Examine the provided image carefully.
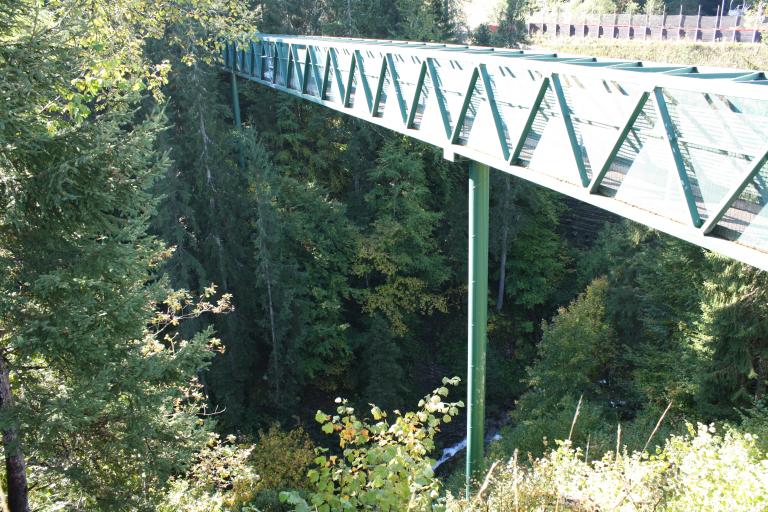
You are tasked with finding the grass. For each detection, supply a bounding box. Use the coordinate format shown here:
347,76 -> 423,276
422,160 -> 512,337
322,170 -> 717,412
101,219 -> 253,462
526,37 -> 768,70
446,416 -> 768,511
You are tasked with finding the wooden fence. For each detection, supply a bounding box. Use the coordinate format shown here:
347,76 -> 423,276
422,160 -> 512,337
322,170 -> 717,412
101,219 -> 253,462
527,12 -> 766,42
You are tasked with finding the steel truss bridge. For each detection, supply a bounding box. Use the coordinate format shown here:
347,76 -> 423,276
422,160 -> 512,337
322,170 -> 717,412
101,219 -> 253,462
222,34 -> 768,494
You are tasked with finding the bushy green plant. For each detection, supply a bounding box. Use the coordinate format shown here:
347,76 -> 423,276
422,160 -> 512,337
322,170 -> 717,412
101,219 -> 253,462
244,425 -> 316,510
495,395 -> 609,460
250,425 -> 316,491
160,434 -> 259,512
617,404 -> 683,453
698,256 -> 768,418
498,278 -> 619,458
662,424 -> 767,511
280,378 -> 464,511
737,399 -> 768,455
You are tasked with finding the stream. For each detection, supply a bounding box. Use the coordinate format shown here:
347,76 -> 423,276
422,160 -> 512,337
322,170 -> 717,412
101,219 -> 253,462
433,430 -> 502,471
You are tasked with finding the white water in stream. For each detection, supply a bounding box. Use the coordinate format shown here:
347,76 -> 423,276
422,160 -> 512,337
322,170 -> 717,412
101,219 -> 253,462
432,431 -> 502,470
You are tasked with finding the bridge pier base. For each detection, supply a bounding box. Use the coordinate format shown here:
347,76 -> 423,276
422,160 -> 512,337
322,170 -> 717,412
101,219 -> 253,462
466,160 -> 490,497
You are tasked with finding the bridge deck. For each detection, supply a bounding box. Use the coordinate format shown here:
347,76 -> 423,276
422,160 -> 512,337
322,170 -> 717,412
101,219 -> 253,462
223,35 -> 768,271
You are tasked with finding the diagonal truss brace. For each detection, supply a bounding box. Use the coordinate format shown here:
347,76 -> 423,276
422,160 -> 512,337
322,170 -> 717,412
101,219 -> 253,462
551,73 -> 590,187
702,146 -> 768,234
509,77 -> 550,165
653,87 -> 703,228
588,91 -> 651,193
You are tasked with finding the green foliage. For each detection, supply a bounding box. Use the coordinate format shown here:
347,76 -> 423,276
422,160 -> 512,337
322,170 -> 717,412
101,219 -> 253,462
497,277 -> 638,458
394,0 -> 463,41
184,0 -> 567,453
495,395 -> 609,460
356,316 -> 407,410
521,278 -> 616,413
698,256 -> 768,416
354,138 -> 450,337
161,426 -> 314,512
490,178 -> 566,316
0,0 -> 252,508
737,400 -> 768,454
485,175 -> 567,407
9,0 -> 768,507
281,378 -> 464,511
528,279 -> 616,400
580,223 -> 706,414
241,129 -> 357,410
472,24 -> 494,45
451,424 -> 768,511
249,425 -> 316,492
492,0 -> 531,47
160,434 -> 259,512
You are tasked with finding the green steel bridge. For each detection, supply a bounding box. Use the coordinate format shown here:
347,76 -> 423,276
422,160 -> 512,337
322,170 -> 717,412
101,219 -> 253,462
222,34 -> 768,494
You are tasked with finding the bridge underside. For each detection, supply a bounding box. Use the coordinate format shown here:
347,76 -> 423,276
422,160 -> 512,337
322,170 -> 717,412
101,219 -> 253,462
224,35 -> 768,271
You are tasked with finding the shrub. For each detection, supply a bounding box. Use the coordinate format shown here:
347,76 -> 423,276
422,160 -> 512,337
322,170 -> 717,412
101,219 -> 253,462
250,425 -> 315,492
448,423 -> 768,511
280,378 -> 464,511
159,434 -> 258,512
494,395 -> 609,460
497,279 -> 620,459
737,399 -> 768,455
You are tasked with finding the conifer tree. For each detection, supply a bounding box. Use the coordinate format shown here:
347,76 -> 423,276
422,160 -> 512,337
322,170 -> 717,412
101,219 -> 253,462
354,138 -> 450,337
699,257 -> 768,416
503,278 -> 618,455
578,223 -> 707,415
0,0 -> 249,508
215,129 -> 358,420
148,11 -> 265,430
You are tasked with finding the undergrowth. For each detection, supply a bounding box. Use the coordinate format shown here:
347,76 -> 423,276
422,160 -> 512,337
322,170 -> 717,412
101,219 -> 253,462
448,423 -> 768,511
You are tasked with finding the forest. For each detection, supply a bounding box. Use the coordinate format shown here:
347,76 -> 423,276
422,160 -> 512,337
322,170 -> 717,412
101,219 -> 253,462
1,0 -> 767,510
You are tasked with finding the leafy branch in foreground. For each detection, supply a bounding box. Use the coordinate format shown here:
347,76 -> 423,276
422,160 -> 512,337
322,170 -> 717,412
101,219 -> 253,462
281,377 -> 464,512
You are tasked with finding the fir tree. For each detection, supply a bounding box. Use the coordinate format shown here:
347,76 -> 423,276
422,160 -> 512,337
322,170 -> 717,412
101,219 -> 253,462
0,0 -> 248,508
354,138 -> 450,337
699,257 -> 768,417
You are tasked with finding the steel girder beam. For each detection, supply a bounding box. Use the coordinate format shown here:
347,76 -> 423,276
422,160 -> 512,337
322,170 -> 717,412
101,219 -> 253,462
223,34 -> 768,272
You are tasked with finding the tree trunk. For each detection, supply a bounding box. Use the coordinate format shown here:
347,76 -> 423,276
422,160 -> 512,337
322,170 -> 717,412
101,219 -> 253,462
755,352 -> 766,402
264,260 -> 280,403
0,355 -> 29,512
195,63 -> 230,294
496,226 -> 508,313
496,176 -> 512,313
254,186 -> 281,403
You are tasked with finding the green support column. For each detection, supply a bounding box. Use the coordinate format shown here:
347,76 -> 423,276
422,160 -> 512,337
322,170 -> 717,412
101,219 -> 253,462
231,71 -> 245,169
466,160 -> 490,496
231,71 -> 242,127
